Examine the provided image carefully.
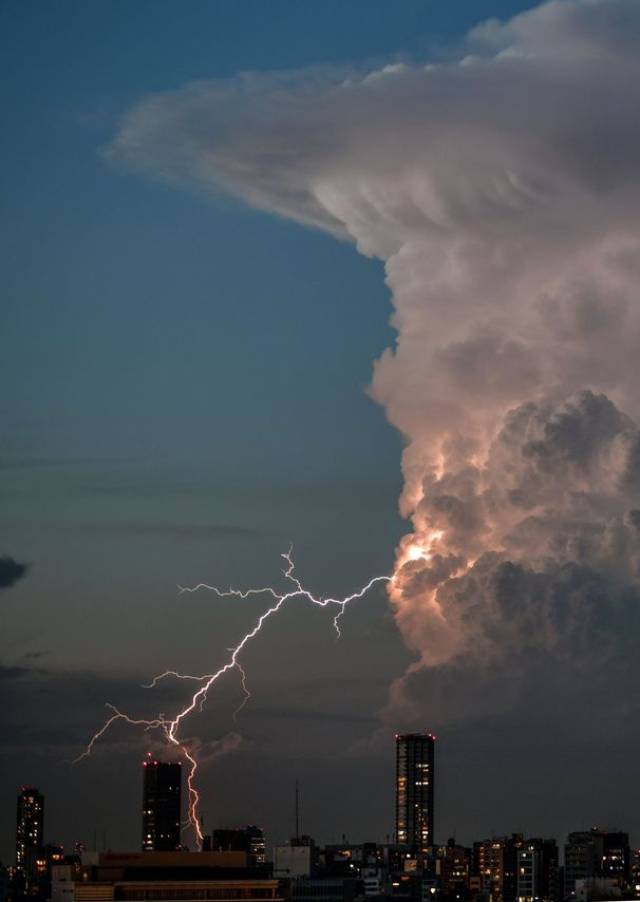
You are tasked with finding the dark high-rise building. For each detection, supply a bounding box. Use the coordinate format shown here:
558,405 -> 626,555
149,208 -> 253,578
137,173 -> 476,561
395,732 -> 435,853
16,787 -> 44,883
141,754 -> 182,851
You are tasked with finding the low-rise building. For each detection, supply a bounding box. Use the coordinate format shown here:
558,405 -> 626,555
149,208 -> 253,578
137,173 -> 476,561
51,852 -> 281,902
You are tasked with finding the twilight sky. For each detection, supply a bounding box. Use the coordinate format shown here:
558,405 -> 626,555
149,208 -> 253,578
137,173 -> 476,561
3,0 -> 640,863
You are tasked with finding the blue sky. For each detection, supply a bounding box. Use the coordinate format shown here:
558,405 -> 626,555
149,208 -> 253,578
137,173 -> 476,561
2,0 -> 576,862
1,0 -> 537,476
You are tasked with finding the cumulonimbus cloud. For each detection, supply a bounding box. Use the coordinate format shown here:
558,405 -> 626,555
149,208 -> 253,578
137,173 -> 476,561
108,0 -> 640,719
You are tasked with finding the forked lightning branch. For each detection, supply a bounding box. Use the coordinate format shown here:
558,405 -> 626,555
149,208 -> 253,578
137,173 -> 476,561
75,549 -> 391,847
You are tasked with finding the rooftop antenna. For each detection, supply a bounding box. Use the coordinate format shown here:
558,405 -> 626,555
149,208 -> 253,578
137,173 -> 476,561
295,779 -> 300,841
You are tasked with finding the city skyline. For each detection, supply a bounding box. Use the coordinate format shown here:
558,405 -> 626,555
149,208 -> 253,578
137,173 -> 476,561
6,742 -> 640,902
6,733 -> 639,859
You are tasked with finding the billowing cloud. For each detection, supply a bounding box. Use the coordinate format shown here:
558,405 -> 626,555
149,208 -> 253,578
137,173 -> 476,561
108,0 -> 640,720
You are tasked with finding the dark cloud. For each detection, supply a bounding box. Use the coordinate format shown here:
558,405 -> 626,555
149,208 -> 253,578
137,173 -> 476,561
0,664 -> 30,681
0,666 -> 188,751
0,555 -> 27,589
520,391 -> 632,472
250,706 -> 377,725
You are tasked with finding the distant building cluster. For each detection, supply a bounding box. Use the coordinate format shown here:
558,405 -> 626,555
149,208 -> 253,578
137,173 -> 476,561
2,733 -> 638,902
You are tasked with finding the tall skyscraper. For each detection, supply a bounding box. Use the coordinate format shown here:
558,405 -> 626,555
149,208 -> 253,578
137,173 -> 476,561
16,787 -> 44,885
395,732 -> 435,853
141,754 -> 182,851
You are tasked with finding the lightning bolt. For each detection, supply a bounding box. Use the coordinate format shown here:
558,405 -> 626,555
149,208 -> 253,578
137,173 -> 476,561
232,662 -> 251,723
77,548 -> 390,847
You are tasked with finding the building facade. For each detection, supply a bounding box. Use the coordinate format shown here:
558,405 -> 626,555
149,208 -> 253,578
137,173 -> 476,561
245,827 -> 266,868
564,829 -> 630,899
516,839 -> 559,902
564,833 -> 595,898
473,835 -> 523,902
437,839 -> 470,899
51,852 -> 280,902
395,733 -> 435,854
141,756 -> 182,852
273,844 -> 315,879
208,827 -> 265,867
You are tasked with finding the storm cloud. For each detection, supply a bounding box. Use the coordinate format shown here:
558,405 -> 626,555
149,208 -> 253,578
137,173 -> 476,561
108,0 -> 640,721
